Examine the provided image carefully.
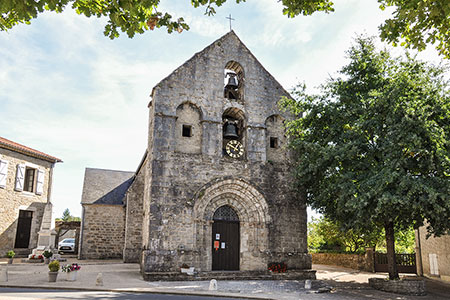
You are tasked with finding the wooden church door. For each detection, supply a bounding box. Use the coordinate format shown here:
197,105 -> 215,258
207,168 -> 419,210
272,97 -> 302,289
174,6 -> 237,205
212,205 -> 240,271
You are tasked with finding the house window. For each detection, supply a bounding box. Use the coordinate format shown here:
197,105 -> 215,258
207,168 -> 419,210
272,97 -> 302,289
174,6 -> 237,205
270,137 -> 278,149
182,125 -> 192,137
24,167 -> 36,192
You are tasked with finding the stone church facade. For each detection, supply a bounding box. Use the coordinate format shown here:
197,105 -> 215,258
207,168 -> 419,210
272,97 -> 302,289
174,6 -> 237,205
80,31 -> 312,278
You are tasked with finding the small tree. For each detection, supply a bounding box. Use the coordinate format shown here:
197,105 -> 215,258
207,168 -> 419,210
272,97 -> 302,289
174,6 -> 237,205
61,209 -> 71,222
282,36 -> 450,280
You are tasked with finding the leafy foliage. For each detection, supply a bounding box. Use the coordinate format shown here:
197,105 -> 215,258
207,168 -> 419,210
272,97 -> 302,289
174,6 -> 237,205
282,36 -> 450,278
378,1 -> 450,59
1,1 -> 449,57
308,216 -> 383,253
308,216 -> 415,254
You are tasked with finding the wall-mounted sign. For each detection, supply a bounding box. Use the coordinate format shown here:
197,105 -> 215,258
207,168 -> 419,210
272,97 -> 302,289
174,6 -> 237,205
216,234 -> 220,240
214,241 -> 219,250
221,242 -> 226,249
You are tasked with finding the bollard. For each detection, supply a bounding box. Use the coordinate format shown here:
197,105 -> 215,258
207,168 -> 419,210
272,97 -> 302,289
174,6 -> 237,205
305,279 -> 311,289
95,273 -> 103,286
209,279 -> 218,291
0,268 -> 7,282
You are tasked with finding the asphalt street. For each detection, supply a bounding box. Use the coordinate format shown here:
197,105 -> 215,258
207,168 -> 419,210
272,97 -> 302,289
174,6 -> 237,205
0,288 -> 250,300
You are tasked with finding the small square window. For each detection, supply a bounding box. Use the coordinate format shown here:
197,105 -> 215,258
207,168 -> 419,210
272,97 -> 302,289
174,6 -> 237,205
182,125 -> 192,137
270,137 -> 278,149
24,167 -> 36,192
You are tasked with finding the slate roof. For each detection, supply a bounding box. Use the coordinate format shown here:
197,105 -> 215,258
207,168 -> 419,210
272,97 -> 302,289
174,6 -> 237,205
0,136 -> 62,163
81,168 -> 134,205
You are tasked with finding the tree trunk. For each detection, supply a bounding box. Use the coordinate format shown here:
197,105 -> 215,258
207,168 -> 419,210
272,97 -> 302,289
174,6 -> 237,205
384,221 -> 399,280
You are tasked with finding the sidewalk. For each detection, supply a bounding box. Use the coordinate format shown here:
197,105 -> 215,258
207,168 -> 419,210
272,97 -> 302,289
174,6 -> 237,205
1,258 -> 450,300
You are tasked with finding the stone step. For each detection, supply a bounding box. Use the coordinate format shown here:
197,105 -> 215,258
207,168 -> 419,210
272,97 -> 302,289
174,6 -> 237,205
143,269 -> 316,281
12,248 -> 32,258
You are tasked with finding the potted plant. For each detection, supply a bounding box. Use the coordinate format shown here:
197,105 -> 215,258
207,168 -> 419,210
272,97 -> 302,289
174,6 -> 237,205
62,263 -> 81,281
6,250 -> 15,264
48,260 -> 60,282
43,250 -> 53,264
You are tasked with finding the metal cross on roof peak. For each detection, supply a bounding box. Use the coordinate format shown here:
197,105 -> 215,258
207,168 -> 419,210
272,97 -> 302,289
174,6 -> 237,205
226,14 -> 235,31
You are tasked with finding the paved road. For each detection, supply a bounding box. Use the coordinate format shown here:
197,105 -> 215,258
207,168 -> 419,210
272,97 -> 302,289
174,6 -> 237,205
0,288 -> 250,300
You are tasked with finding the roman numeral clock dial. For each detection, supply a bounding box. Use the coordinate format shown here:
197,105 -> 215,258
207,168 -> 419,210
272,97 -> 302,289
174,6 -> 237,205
226,140 -> 244,158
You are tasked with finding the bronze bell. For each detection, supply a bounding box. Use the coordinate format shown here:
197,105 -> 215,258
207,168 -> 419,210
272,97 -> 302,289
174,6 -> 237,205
224,122 -> 239,139
225,72 -> 238,89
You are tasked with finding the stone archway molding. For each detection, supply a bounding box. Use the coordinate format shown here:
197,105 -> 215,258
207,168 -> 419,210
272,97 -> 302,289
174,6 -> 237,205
193,177 -> 270,224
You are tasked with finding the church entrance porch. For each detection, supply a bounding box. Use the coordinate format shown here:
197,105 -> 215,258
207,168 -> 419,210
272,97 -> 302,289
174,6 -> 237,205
211,205 -> 240,271
194,178 -> 270,272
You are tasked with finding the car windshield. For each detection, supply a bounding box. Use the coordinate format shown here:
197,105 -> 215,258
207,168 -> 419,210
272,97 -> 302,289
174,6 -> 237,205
63,239 -> 74,243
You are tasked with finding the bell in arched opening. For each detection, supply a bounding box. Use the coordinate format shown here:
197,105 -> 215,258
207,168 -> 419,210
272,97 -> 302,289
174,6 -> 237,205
224,72 -> 238,89
224,71 -> 239,100
223,120 -> 239,139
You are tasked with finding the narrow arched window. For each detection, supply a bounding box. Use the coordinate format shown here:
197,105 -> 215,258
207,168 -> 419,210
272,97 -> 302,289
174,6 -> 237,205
176,102 -> 202,154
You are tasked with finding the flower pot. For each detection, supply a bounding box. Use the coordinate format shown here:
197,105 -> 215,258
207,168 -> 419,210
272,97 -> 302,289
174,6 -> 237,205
48,271 -> 58,282
66,270 -> 78,281
7,258 -> 13,264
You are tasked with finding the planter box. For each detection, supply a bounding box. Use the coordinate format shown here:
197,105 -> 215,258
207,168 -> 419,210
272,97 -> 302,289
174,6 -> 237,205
368,277 -> 426,296
65,270 -> 78,281
48,272 -> 58,282
180,267 -> 195,275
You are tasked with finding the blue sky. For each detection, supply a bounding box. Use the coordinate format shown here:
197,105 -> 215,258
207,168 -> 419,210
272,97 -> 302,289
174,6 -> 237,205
0,0 -> 443,220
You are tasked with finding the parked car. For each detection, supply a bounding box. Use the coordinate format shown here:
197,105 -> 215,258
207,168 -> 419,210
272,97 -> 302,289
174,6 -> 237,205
58,238 -> 75,253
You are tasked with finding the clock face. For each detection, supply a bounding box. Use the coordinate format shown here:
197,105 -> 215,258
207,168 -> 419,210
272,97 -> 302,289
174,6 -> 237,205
226,140 -> 244,158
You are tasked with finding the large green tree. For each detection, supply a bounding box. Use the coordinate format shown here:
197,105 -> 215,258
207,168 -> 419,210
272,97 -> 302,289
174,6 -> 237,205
282,36 -> 450,280
1,1 -> 449,58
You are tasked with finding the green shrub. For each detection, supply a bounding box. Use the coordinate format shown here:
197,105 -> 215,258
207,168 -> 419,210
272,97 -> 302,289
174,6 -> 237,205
6,250 -> 15,258
43,250 -> 53,258
48,260 -> 60,272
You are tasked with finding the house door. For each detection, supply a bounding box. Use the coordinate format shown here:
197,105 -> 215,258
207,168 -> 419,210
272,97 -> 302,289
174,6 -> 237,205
212,205 -> 240,271
14,210 -> 33,248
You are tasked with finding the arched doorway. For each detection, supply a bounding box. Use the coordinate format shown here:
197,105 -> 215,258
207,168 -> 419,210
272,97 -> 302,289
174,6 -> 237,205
193,178 -> 270,271
212,205 -> 240,271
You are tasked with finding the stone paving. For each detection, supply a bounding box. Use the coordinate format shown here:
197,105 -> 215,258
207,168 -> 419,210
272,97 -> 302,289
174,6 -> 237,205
1,258 -> 450,300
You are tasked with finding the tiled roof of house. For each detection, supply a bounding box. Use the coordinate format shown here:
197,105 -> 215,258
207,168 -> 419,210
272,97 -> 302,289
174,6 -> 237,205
0,136 -> 62,163
81,168 -> 134,205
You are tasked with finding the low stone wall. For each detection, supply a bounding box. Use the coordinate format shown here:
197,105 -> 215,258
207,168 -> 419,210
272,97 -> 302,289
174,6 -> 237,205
312,250 -> 374,272
369,277 -> 426,295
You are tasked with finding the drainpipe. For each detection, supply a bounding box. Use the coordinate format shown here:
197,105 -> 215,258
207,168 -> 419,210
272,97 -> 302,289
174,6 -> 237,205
78,205 -> 85,259
415,227 -> 423,276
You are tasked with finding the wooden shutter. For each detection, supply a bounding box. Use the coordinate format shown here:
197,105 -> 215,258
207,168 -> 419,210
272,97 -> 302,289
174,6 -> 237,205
0,160 -> 8,188
35,169 -> 44,195
15,164 -> 25,191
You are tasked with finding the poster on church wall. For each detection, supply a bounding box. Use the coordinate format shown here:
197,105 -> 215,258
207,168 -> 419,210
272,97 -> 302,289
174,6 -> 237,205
216,234 -> 220,240
214,241 -> 219,250
221,242 -> 225,249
